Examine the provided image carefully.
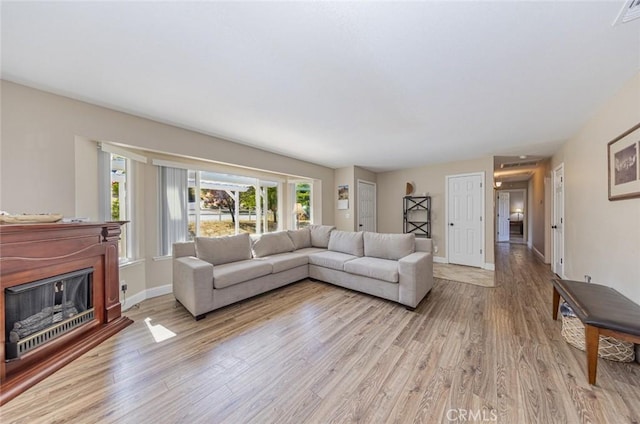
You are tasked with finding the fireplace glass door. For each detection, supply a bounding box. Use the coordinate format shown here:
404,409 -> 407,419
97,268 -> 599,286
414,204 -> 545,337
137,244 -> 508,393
4,268 -> 94,360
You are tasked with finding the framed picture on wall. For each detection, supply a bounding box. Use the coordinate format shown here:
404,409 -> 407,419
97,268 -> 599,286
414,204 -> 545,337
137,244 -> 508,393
337,184 -> 349,209
608,123 -> 640,201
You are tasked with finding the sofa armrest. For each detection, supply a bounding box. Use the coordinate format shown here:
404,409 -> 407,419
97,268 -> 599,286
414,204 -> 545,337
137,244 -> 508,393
173,256 -> 214,317
398,251 -> 434,308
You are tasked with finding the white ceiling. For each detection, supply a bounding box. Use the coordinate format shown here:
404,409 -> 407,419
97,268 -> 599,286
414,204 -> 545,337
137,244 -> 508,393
2,1 -> 639,172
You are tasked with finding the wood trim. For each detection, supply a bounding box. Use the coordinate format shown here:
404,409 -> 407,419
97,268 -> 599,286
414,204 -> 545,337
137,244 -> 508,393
585,324 -> 600,385
0,222 -> 132,405
552,285 -> 560,321
596,327 -> 640,345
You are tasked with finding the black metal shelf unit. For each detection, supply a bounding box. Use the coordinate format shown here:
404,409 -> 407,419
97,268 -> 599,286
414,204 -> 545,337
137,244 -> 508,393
403,196 -> 431,238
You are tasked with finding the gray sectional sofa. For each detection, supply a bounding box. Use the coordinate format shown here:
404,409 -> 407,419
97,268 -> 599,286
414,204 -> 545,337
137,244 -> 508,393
172,225 -> 433,320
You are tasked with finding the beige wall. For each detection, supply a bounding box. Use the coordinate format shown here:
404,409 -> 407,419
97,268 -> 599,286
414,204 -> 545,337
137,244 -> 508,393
551,72 -> 640,305
377,157 -> 495,266
333,165 -> 377,231
354,166 -> 377,231
333,166 -> 355,231
528,160 -> 550,258
1,81 -> 335,303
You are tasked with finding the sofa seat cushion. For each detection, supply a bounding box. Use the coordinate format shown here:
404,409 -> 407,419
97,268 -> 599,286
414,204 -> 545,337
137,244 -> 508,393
294,247 -> 327,256
262,252 -> 309,274
308,251 -> 358,271
213,260 -> 273,289
251,231 -> 295,258
344,257 -> 399,283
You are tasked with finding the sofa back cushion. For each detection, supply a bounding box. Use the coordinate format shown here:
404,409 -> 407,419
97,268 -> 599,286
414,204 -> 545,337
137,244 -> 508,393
195,233 -> 251,266
251,231 -> 295,258
309,224 -> 336,248
415,238 -> 433,253
364,232 -> 415,260
287,228 -> 312,250
328,230 -> 364,257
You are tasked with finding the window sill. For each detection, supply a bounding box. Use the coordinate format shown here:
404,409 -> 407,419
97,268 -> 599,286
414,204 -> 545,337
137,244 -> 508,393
119,258 -> 145,269
152,255 -> 172,262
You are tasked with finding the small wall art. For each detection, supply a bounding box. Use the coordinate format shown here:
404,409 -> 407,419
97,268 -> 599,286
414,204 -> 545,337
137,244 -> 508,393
608,123 -> 640,201
337,184 -> 349,209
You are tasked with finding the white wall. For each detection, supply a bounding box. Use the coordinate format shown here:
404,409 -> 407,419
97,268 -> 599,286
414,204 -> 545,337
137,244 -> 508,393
551,72 -> 640,305
1,81 -> 335,304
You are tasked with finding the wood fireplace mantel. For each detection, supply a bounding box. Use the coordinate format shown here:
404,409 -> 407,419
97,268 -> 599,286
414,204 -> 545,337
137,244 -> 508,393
0,222 -> 133,405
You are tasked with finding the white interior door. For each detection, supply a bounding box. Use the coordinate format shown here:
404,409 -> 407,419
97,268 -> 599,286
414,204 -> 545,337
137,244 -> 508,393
497,191 -> 510,242
447,174 -> 484,267
552,164 -> 565,277
357,180 -> 376,232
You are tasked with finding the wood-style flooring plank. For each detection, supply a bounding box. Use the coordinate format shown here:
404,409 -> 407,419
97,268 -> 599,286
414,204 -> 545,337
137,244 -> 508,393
1,244 -> 639,423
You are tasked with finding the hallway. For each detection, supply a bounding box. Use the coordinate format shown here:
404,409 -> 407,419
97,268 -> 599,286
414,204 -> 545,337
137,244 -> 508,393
491,242 -> 640,422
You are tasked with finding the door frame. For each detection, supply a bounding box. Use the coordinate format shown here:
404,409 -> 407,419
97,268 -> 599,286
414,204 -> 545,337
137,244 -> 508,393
552,163 -> 565,277
496,188 -> 527,244
496,190 -> 510,242
445,171 -> 486,268
356,179 -> 377,232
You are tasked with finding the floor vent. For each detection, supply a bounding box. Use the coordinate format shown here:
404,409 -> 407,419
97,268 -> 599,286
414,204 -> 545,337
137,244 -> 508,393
614,0 -> 640,25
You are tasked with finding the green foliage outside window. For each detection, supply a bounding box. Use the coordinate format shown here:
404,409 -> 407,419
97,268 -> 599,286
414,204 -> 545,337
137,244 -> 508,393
111,182 -> 120,220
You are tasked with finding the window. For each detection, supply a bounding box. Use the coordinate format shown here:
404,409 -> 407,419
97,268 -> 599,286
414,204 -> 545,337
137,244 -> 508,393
110,154 -> 129,259
292,182 -> 312,229
99,143 -> 146,262
187,170 -> 280,239
157,159 -> 316,256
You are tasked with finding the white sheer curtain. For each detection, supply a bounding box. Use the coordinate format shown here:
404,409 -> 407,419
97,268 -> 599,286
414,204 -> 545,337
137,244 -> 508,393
159,166 -> 188,256
97,149 -> 112,221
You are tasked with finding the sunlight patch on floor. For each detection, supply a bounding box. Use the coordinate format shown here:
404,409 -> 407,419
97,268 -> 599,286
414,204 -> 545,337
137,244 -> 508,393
144,317 -> 177,343
433,263 -> 495,287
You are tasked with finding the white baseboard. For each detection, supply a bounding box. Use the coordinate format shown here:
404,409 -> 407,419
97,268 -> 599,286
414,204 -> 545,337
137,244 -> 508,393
483,263 -> 495,271
122,284 -> 172,311
532,246 -> 545,262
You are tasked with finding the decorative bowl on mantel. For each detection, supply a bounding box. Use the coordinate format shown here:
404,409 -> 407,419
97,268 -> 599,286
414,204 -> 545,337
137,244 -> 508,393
0,213 -> 64,224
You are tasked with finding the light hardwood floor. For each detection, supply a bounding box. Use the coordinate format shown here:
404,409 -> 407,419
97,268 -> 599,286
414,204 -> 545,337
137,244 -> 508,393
433,263 -> 495,287
2,244 -> 639,423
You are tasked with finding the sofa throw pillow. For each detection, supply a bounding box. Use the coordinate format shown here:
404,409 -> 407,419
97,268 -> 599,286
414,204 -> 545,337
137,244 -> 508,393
251,231 -> 295,258
328,230 -> 364,257
287,228 -> 312,250
195,233 -> 251,266
309,224 -> 335,248
364,232 -> 415,260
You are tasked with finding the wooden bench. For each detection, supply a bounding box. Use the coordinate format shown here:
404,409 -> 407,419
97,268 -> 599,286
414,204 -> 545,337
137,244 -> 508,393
551,279 -> 640,385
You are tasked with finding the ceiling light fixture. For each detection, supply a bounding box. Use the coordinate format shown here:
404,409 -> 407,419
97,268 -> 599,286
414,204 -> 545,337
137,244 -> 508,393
495,181 -> 502,188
